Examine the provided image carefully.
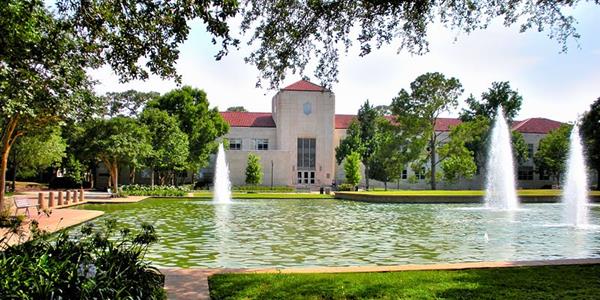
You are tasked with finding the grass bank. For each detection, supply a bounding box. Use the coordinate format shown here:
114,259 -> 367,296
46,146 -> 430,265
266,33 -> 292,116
192,192 -> 333,199
349,189 -> 600,197
209,264 -> 600,299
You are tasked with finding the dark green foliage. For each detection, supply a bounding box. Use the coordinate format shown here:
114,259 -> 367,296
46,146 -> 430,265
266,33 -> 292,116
148,86 -> 229,170
0,219 -> 165,299
121,184 -> 190,197
240,1 -> 587,88
534,124 -> 572,184
233,186 -> 294,192
335,100 -> 379,189
209,264 -> 600,300
245,154 -> 263,185
336,183 -> 355,191
460,81 -> 523,122
581,97 -> 600,190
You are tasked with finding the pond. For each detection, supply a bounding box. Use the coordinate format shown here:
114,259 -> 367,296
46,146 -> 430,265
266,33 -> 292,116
76,198 -> 600,268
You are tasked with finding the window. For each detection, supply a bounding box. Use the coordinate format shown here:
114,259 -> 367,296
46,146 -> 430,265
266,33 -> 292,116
297,138 -> 316,170
297,171 -> 315,184
254,139 -> 269,150
518,166 -> 534,180
229,138 -> 242,150
527,143 -> 534,160
401,169 -> 408,180
415,167 -> 426,180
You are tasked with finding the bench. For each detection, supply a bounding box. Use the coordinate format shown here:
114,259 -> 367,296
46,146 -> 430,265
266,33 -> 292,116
14,198 -> 39,218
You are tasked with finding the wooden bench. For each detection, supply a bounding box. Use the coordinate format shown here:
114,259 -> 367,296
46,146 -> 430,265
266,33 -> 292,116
14,198 -> 39,218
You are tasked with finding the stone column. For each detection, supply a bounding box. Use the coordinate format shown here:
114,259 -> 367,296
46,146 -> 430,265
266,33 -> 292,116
48,192 -> 55,208
58,191 -> 64,206
38,193 -> 46,209
73,190 -> 78,203
65,190 -> 71,205
79,188 -> 85,202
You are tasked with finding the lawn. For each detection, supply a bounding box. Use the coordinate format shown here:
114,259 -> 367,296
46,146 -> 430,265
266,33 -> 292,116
192,192 -> 334,199
343,189 -> 600,197
209,264 -> 600,299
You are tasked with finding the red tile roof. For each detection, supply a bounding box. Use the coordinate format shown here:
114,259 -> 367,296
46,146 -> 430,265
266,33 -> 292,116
282,80 -> 327,92
220,112 -> 275,128
511,118 -> 563,134
221,112 -> 563,134
334,114 -> 356,129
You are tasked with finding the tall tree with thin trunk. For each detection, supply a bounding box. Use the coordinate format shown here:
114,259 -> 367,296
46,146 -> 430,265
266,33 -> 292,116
391,72 -> 463,190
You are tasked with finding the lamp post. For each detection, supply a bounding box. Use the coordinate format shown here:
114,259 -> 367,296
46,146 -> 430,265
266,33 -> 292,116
270,160 -> 274,189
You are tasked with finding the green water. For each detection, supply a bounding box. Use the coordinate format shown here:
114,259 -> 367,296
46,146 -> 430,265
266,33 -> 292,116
76,198 -> 600,268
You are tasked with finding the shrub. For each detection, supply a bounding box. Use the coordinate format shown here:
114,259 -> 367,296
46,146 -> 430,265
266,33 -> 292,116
233,185 -> 294,192
245,154 -> 263,185
337,183 -> 355,191
0,219 -> 165,299
121,184 -> 189,196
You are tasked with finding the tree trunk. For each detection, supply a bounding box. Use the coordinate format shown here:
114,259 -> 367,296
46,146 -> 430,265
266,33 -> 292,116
130,165 -> 136,184
364,164 -> 369,191
0,116 -> 20,209
151,167 -> 155,187
430,137 -> 437,190
596,168 -> 599,191
384,181 -> 387,191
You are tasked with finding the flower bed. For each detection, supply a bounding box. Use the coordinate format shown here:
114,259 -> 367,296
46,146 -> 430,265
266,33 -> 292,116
121,184 -> 189,197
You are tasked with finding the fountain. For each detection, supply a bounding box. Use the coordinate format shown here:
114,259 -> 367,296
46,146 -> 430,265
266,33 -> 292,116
213,143 -> 232,203
484,107 -> 519,210
562,125 -> 589,227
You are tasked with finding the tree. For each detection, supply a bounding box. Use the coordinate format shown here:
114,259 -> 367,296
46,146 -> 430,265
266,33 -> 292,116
139,108 -> 190,186
8,126 -> 66,187
226,106 -> 248,112
335,100 -> 379,189
0,0 -> 94,207
580,97 -> 600,190
239,1 -> 588,88
344,152 -> 361,188
81,117 -> 152,192
453,82 -> 525,173
102,90 -> 160,117
147,87 -> 229,173
534,124 -> 572,185
390,72 -> 463,190
460,82 -> 523,122
245,154 -> 263,185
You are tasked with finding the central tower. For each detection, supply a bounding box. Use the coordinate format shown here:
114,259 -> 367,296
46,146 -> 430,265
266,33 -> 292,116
272,80 -> 336,187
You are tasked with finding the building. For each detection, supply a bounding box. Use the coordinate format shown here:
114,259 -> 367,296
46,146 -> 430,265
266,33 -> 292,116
216,80 -> 566,190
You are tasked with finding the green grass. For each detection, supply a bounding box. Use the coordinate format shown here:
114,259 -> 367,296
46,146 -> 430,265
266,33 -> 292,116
341,189 -> 600,197
209,264 -> 600,299
192,192 -> 334,199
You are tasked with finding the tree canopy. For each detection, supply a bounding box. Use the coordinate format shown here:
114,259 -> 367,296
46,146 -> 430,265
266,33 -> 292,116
245,154 -> 263,185
581,97 -> 600,190
102,90 -> 160,117
147,86 -> 229,170
391,72 -> 463,189
460,82 -> 523,122
226,106 -> 248,112
534,124 -> 572,185
344,152 -> 361,187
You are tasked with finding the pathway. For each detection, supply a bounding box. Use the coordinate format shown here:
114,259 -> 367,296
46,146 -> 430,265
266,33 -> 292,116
161,258 -> 600,300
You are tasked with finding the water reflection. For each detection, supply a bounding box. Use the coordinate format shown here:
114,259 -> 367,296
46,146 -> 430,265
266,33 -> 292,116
75,199 -> 600,268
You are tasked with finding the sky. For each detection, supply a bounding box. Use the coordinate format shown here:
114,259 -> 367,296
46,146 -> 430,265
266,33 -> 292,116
90,3 -> 600,123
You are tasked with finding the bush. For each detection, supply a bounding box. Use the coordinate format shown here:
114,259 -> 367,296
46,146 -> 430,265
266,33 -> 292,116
337,183 -> 355,191
49,177 -> 90,189
0,219 -> 165,299
233,185 -> 294,192
121,184 -> 189,196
